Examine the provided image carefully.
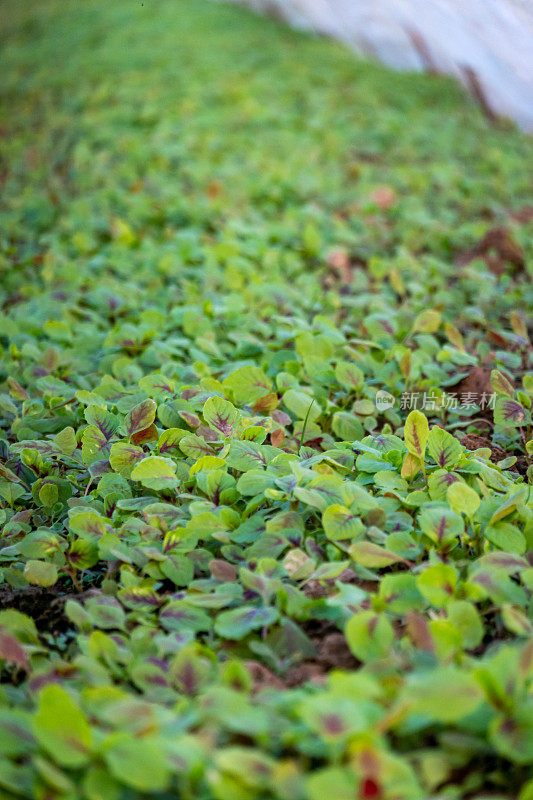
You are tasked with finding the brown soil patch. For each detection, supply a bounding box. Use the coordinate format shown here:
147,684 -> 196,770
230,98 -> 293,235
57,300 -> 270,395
453,366 -> 494,418
462,433 -> 528,476
0,585 -> 97,637
247,618 -> 359,692
461,433 -> 506,463
314,631 -> 358,670
283,662 -> 328,687
455,227 -> 524,276
281,627 -> 358,688
246,570 -> 369,691
245,660 -> 285,691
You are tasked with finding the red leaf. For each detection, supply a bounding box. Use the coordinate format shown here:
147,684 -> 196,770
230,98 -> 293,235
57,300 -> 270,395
0,629 -> 29,670
360,778 -> 381,800
131,423 -> 159,445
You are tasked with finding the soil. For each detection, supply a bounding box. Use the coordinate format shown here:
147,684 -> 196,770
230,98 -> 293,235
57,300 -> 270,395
461,433 -> 506,462
246,622 -> 359,692
461,433 -> 529,476
0,585 -> 97,638
455,226 -> 525,276
453,366 -> 494,407
1,567 -> 363,692
245,568 -> 367,691
244,660 -> 286,691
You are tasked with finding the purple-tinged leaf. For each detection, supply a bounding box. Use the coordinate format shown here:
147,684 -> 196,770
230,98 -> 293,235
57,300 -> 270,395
494,397 -> 527,427
203,396 -> 240,438
124,399 -> 157,437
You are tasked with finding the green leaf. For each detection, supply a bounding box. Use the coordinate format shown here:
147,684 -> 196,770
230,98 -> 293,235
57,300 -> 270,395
82,425 -> 110,465
109,440 -> 144,477
38,482 -> 58,508
0,480 -> 25,506
85,405 -> 119,439
427,470 -> 462,501
157,427 -> 186,456
418,504 -> 464,545
485,522 -> 526,554
494,397 -> 528,428
501,604 -> 533,636
215,747 -> 275,788
124,398 -> 157,436
491,369 -> 514,397
447,481 -> 480,517
103,733 -> 170,792
222,366 -> 272,403
236,470 -> 276,496
490,707 -> 533,765
332,411 -> 364,441
345,610 -> 394,661
179,433 -> 215,459
83,766 -> 121,800
379,573 -> 423,614
24,560 -> 58,587
0,610 -> 39,643
322,504 -> 364,541
0,757 -> 35,795
413,309 -> 441,333
84,596 -> 126,630
489,488 -> 527,524
404,410 -> 429,460
69,511 -> 108,539
160,555 -> 194,587
138,372 -> 175,398
417,564 -> 457,607
283,389 -> 321,421
335,361 -> 364,392
401,667 -> 482,722
54,426 -> 77,455
34,685 -> 91,767
160,601 -> 211,633
130,456 -> 179,490
447,600 -> 484,649
227,439 -> 271,471
349,541 -> 406,568
293,475 -> 344,511
203,396 -> 240,438
214,605 -> 278,640
307,768 -> 359,800
427,427 -> 461,469
68,539 -> 99,569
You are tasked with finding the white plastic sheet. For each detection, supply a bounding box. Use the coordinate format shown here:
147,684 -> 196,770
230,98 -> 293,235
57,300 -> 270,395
222,0 -> 533,131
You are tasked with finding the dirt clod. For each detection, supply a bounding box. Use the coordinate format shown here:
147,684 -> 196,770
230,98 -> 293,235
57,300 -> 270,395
462,433 -> 529,476
453,366 -> 494,414
461,433 -> 506,463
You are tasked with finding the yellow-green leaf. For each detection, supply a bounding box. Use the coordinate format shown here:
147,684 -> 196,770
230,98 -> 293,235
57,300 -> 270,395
404,410 -> 429,460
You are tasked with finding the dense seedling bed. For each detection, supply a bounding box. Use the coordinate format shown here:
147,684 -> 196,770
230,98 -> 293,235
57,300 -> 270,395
1,1 -> 533,797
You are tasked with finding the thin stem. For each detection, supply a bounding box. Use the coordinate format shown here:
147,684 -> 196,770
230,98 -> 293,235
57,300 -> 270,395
298,399 -> 316,455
